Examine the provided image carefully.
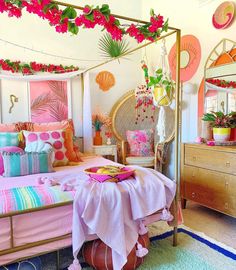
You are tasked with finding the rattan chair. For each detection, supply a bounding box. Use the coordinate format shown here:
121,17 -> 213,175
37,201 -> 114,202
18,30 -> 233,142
110,90 -> 175,172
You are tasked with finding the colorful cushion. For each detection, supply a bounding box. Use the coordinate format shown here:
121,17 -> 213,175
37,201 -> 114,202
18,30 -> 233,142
24,119 -> 82,162
126,129 -> 154,157
0,146 -> 24,175
23,130 -> 68,167
2,150 -> 54,177
0,132 -> 19,147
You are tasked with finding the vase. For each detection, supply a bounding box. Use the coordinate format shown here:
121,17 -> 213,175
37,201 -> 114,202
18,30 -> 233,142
93,130 -> 102,145
213,127 -> 231,142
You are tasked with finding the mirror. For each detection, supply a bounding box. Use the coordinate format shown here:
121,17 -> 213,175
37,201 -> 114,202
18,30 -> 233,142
203,39 -> 236,114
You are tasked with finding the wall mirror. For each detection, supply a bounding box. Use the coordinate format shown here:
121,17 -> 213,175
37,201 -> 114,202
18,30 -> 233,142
203,39 -> 236,114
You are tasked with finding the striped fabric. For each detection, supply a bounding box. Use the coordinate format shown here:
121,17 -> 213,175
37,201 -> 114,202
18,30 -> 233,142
2,151 -> 54,177
0,185 -> 75,214
0,132 -> 19,147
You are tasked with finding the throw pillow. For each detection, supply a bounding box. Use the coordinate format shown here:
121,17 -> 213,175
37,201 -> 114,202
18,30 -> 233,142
0,146 -> 24,175
23,129 -> 68,167
2,150 -> 54,177
24,119 -> 82,162
0,132 -> 20,148
126,129 -> 154,157
0,122 -> 26,132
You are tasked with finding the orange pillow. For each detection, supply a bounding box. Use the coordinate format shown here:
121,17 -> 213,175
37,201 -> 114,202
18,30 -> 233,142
24,119 -> 82,163
0,122 -> 26,132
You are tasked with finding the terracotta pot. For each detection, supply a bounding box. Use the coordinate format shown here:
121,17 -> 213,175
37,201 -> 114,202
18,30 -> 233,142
93,130 -> 103,145
213,127 -> 231,141
82,233 -> 150,270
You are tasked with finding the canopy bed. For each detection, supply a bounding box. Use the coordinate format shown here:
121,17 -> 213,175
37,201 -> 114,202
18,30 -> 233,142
0,1 -> 181,269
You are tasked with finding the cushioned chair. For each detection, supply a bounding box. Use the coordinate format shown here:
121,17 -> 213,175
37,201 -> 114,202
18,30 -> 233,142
110,90 -> 174,172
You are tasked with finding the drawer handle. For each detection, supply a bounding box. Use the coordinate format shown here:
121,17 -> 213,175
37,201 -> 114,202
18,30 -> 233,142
224,203 -> 229,209
192,156 -> 197,161
225,182 -> 229,188
225,161 -> 231,167
191,192 -> 196,198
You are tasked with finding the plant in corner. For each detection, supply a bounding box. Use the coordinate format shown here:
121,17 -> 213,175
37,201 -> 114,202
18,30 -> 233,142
147,68 -> 174,106
202,111 -> 231,141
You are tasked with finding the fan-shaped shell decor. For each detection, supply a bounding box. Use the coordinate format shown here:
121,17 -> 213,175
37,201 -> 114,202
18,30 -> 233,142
95,71 -> 115,92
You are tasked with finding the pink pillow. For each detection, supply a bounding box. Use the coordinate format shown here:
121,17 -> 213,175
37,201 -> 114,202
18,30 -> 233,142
0,146 -> 24,175
0,122 -> 25,132
23,130 -> 69,167
126,129 -> 154,157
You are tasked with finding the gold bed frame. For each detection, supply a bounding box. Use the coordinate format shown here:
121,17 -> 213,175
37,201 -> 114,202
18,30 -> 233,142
0,1 -> 181,268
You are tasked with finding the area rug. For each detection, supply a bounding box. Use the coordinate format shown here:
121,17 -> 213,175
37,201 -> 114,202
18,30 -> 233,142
1,226 -> 236,270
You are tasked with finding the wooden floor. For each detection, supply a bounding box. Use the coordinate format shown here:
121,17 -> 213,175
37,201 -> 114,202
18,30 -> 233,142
182,201 -> 236,249
148,201 -> 236,249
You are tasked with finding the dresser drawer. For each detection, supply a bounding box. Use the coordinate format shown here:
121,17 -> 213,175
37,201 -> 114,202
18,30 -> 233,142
184,146 -> 236,174
184,182 -> 236,217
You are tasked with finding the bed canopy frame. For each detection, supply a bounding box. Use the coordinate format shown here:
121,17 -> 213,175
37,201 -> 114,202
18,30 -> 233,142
0,1 -> 181,267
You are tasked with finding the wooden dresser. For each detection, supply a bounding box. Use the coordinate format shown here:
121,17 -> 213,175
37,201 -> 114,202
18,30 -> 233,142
181,143 -> 236,217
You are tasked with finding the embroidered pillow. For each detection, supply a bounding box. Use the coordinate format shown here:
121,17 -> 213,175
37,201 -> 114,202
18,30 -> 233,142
2,151 -> 54,177
0,146 -> 24,175
0,132 -> 20,147
23,130 -> 68,167
24,119 -> 82,162
126,129 -> 154,157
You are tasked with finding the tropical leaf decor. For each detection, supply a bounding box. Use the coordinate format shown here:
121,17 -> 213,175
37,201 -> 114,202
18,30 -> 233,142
30,81 -> 68,123
98,33 -> 131,60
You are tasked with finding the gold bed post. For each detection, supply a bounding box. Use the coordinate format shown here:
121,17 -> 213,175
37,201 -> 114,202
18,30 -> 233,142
173,28 -> 181,246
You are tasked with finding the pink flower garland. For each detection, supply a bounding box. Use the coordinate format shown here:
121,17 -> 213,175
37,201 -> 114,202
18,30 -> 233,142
0,59 -> 79,75
0,1 -> 168,43
206,78 -> 236,89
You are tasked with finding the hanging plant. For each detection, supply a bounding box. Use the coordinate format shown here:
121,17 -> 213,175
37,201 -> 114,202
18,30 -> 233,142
0,58 -> 79,75
0,1 -> 169,43
98,33 -> 131,60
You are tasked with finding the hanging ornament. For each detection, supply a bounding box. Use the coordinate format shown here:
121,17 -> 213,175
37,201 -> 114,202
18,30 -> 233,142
135,85 -> 155,124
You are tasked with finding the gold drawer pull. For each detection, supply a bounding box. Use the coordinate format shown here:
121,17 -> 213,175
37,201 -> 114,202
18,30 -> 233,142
224,203 -> 229,209
192,156 -> 197,161
225,182 -> 229,188
225,161 -> 231,167
191,192 -> 196,198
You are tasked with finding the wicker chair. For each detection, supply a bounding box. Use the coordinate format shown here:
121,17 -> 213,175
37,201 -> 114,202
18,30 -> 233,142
110,90 -> 175,172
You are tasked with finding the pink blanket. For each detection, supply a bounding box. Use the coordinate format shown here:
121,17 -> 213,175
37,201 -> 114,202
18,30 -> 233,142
68,166 -> 176,270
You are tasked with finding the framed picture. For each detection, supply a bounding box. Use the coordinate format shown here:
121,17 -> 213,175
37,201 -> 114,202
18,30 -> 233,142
29,80 -> 72,123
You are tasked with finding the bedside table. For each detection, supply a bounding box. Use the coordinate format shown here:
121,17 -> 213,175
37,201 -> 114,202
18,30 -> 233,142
92,145 -> 117,162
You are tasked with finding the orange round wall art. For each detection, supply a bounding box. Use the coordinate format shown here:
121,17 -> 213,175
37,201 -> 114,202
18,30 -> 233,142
95,71 -> 115,92
168,35 -> 201,82
212,1 -> 235,29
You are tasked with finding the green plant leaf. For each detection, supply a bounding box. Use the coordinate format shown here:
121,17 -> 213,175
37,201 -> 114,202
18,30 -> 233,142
68,22 -> 79,35
98,33 -> 131,59
150,8 -> 155,17
61,7 -> 77,19
156,68 -> 162,74
85,13 -> 94,22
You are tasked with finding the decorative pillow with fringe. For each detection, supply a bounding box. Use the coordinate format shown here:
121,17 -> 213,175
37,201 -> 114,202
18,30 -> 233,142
2,150 -> 54,177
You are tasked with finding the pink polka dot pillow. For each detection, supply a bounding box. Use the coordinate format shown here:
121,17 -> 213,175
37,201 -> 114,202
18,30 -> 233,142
23,130 -> 68,167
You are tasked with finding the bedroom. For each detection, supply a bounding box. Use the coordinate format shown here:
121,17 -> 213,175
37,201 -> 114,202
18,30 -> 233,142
0,0 -> 235,269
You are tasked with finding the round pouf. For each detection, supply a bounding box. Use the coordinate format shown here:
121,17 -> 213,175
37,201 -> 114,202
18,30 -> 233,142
82,233 -> 150,270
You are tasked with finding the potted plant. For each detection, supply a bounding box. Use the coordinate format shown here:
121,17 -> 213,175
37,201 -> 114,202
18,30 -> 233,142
92,113 -> 112,145
147,68 -> 174,106
202,111 -> 231,141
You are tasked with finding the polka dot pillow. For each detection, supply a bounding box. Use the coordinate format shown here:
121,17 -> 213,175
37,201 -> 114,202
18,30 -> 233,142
23,130 -> 68,167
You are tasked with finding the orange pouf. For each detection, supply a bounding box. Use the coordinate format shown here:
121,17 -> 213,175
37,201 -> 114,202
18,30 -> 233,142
82,233 -> 150,270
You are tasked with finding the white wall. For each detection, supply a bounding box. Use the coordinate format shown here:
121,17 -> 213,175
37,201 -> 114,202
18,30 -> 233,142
0,0 -> 142,135
141,0 -> 236,142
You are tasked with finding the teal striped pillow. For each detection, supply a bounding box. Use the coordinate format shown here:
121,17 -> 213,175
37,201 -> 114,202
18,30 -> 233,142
2,150 -> 54,177
0,132 -> 19,147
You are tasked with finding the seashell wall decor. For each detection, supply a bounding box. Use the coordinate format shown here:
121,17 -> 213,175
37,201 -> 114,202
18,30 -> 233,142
95,71 -> 115,92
